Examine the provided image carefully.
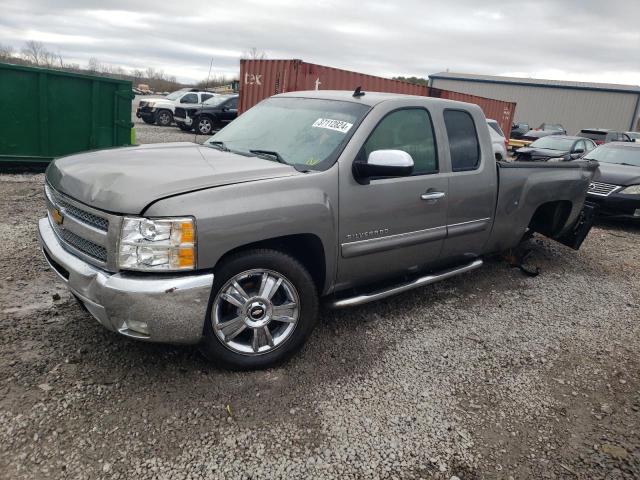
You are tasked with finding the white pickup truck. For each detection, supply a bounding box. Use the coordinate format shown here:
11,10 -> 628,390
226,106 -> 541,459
136,88 -> 216,126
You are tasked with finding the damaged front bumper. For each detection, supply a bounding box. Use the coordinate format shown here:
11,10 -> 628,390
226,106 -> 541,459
38,217 -> 213,344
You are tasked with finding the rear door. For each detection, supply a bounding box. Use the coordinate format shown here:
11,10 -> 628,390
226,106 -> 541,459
439,109 -> 497,260
336,105 -> 448,290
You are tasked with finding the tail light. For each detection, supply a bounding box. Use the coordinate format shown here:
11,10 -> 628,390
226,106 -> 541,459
595,140 -> 604,145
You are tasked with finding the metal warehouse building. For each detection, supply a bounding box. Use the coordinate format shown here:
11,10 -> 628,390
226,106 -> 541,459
428,72 -> 640,136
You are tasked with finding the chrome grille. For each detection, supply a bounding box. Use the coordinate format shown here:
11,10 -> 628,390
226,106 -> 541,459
44,184 -> 119,270
587,181 -> 621,197
52,222 -> 107,262
47,187 -> 108,231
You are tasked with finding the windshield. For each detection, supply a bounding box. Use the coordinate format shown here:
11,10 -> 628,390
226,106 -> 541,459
540,123 -> 563,131
204,95 -> 232,106
627,132 -> 640,140
584,145 -> 640,166
529,135 -> 575,151
529,137 -> 575,150
166,90 -> 185,101
206,97 -> 370,169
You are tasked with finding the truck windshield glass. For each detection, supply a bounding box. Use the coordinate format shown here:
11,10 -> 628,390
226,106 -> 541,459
529,137 -> 575,150
584,145 -> 640,167
206,97 -> 370,169
487,122 -> 504,137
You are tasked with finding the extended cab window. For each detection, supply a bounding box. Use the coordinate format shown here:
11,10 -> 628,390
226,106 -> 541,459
362,109 -> 438,175
444,110 -> 480,172
201,94 -> 214,102
181,93 -> 198,104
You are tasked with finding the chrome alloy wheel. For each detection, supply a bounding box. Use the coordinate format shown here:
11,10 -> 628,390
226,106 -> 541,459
198,118 -> 213,134
212,269 -> 300,355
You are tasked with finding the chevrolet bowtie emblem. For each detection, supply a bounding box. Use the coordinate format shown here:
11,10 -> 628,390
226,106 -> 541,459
51,207 -> 64,225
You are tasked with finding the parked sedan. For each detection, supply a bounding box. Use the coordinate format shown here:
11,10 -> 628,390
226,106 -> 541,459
577,129 -> 633,145
515,135 -> 596,162
174,94 -> 239,134
625,131 -> 640,142
583,142 -> 640,220
509,123 -> 566,151
510,122 -> 530,139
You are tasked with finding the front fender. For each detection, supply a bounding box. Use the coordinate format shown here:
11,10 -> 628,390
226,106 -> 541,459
144,167 -> 339,293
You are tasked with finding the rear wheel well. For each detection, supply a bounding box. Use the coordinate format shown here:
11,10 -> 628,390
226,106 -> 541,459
216,234 -> 326,293
528,201 -> 573,237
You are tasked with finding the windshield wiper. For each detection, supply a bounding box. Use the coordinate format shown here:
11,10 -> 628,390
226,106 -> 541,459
207,141 -> 229,151
249,149 -> 287,164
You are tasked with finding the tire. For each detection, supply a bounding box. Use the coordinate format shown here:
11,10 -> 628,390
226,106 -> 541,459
201,249 -> 319,370
195,116 -> 216,135
155,109 -> 173,126
141,117 -> 155,124
177,123 -> 192,132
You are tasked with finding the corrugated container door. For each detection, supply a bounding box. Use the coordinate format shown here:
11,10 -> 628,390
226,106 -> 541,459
238,59 -> 300,113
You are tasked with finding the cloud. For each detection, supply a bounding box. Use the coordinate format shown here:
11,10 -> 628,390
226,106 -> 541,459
0,0 -> 638,85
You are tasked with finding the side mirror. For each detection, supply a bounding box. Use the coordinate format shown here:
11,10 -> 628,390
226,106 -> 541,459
573,148 -> 585,154
353,150 -> 414,183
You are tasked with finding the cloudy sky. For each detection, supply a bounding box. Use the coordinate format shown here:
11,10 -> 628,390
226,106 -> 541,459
2,0 -> 639,86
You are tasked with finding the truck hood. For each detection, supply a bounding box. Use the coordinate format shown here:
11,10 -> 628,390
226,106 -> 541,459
46,143 -> 299,214
593,162 -> 640,186
139,98 -> 174,108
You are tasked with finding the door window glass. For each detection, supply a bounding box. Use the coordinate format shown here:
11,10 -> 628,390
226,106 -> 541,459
362,108 -> 438,175
444,110 -> 481,172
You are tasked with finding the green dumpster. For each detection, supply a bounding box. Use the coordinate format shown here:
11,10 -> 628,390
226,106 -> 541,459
0,62 -> 134,166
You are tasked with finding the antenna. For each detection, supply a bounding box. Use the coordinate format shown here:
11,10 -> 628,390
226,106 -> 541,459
195,57 -> 215,143
204,57 -> 214,92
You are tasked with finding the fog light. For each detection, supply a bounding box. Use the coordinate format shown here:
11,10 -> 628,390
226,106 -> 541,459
634,209 -> 640,217
125,319 -> 150,335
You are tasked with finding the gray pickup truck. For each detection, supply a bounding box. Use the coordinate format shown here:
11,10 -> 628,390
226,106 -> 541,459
39,90 -> 597,369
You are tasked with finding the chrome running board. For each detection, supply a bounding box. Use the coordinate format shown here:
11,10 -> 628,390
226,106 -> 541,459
327,259 -> 483,308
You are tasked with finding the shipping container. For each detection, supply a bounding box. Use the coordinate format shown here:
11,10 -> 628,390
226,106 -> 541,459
0,62 -> 133,166
239,59 -> 516,139
239,59 -> 427,113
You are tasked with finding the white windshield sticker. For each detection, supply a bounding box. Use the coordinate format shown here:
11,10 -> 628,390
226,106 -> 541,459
312,118 -> 353,133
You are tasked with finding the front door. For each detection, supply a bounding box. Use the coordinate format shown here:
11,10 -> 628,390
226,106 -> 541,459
336,107 -> 449,290
220,97 -> 238,124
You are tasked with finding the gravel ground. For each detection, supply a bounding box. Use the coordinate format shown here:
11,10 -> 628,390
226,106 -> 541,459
1,134 -> 639,478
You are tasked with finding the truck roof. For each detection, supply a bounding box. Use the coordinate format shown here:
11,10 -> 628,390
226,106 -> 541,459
274,89 -> 479,110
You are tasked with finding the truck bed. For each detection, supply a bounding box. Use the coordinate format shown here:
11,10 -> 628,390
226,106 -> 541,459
485,160 -> 598,253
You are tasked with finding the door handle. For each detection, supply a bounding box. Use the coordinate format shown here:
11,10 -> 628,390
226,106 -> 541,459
420,191 -> 446,201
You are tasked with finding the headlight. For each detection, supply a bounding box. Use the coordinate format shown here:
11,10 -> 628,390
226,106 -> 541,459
620,185 -> 640,195
146,101 -> 155,108
118,217 -> 196,271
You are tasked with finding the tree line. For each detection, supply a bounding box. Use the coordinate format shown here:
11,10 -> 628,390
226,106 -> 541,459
0,40 -> 248,92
